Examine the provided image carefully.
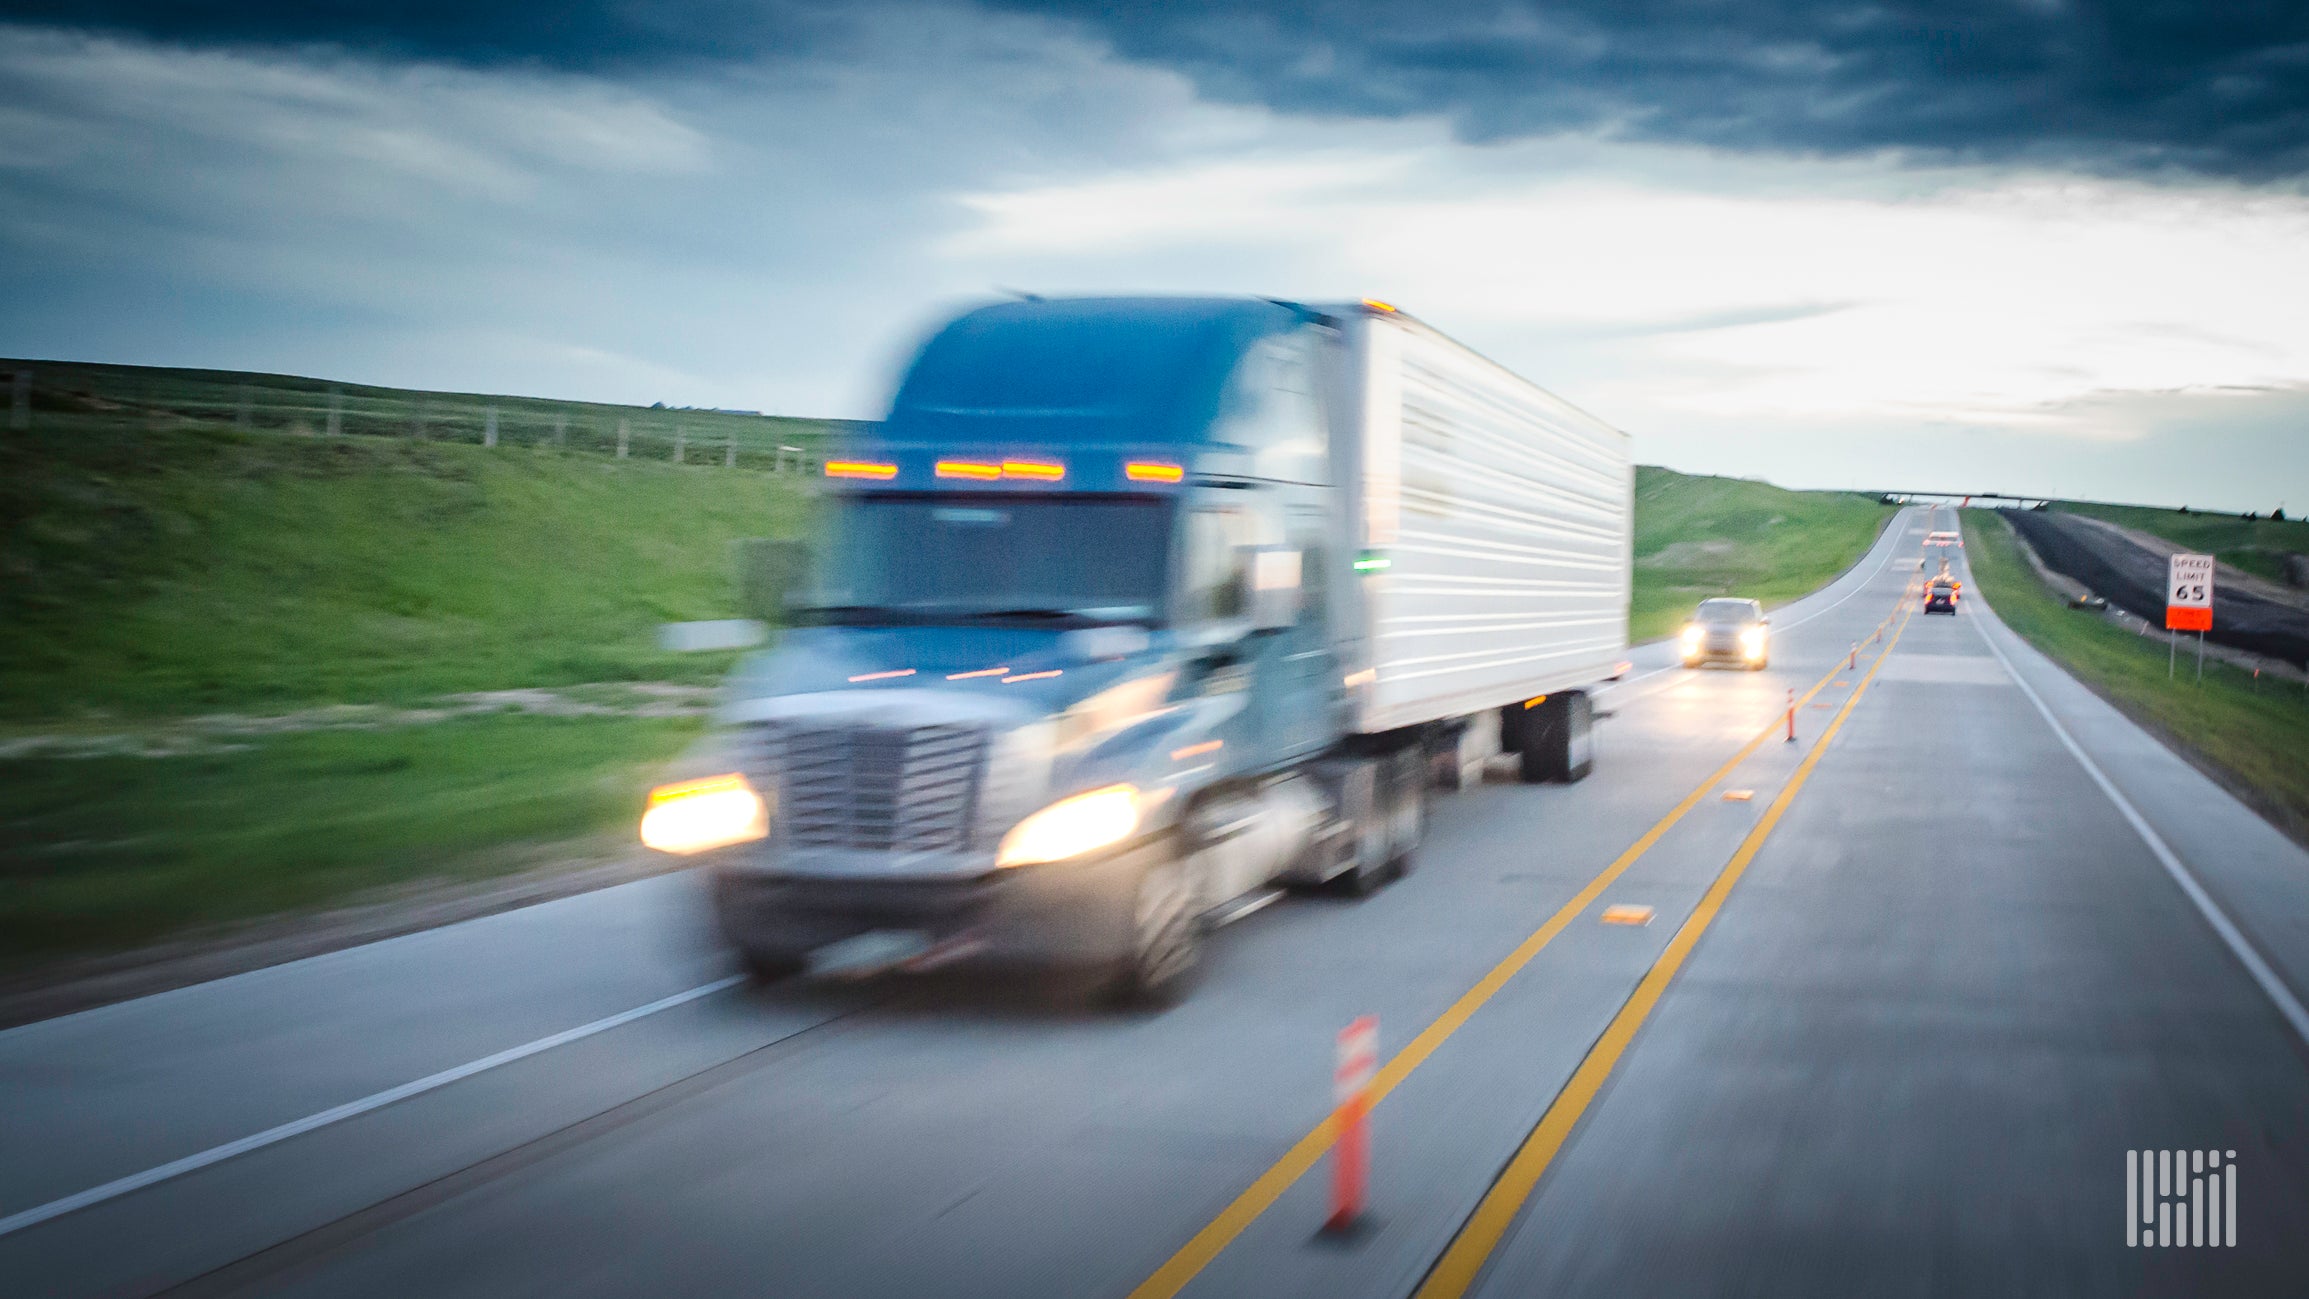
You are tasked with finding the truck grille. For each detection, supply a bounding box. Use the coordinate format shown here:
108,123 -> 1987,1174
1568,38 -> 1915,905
749,722 -> 989,851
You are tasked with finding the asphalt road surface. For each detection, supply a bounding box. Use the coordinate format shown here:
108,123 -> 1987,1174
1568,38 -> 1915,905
6,506 -> 2306,1298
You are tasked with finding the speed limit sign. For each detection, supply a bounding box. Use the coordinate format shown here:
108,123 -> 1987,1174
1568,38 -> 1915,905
2166,553 -> 2214,632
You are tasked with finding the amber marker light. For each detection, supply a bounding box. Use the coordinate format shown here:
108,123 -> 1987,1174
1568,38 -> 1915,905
945,667 -> 1010,680
1362,299 -> 1398,313
935,460 -> 1001,480
1002,669 -> 1064,683
847,669 -> 917,683
1001,459 -> 1065,481
640,774 -> 768,855
1125,461 -> 1185,484
824,460 -> 897,480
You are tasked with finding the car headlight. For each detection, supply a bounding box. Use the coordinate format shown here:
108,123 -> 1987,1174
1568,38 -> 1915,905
1740,626 -> 1766,657
997,783 -> 1141,867
640,774 -> 769,854
1680,624 -> 1702,650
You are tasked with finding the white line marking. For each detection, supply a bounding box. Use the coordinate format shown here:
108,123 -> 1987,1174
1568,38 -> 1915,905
1970,602 -> 2309,1049
1773,508 -> 1916,633
0,975 -> 746,1239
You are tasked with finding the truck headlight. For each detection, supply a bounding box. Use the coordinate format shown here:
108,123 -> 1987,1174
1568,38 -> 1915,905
1740,626 -> 1766,658
997,784 -> 1141,867
641,774 -> 769,854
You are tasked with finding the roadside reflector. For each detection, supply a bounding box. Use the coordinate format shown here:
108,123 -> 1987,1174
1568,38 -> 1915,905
1601,904 -> 1655,926
1125,461 -> 1185,483
824,460 -> 897,480
1327,1015 -> 1378,1235
1722,789 -> 1754,802
1002,459 -> 1064,481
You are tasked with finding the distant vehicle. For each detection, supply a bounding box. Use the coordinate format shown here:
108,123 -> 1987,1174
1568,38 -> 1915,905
1924,575 -> 1961,614
642,297 -> 1633,1005
1925,530 -> 1962,547
1681,597 -> 1769,669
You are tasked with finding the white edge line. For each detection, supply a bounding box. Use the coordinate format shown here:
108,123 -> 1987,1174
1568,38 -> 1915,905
1970,596 -> 2309,1049
0,974 -> 746,1239
1772,505 -> 1918,634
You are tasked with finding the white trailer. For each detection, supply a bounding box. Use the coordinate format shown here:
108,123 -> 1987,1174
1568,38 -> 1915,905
1328,305 -> 1632,767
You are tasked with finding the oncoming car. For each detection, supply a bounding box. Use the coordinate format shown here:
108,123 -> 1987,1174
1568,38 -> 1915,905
1680,597 -> 1769,669
1924,574 -> 1961,614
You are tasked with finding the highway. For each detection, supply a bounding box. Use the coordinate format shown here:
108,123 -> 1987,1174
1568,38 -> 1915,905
5,506 -> 2306,1297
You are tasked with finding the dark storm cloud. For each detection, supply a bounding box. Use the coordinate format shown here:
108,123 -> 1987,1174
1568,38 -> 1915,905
1005,0 -> 2309,180
5,1 -> 2307,177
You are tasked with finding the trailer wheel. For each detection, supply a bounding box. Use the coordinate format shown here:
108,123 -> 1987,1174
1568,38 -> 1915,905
1519,691 -> 1594,784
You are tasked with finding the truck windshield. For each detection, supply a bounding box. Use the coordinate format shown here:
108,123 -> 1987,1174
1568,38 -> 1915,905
812,494 -> 1171,626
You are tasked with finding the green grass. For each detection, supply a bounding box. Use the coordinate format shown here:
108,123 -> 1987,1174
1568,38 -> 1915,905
3,415 -> 815,719
0,714 -> 704,968
2049,500 -> 2309,584
1963,509 -> 2309,841
0,362 -> 831,966
1629,466 -> 1896,642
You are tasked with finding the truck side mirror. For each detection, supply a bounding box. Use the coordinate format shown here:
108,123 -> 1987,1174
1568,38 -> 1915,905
735,538 -> 815,621
1246,545 -> 1303,632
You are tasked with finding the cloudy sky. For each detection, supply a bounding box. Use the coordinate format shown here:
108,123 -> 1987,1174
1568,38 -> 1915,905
2,1 -> 2306,509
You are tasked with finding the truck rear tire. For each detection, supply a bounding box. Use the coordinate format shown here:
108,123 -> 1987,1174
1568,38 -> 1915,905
1385,748 -> 1424,878
738,948 -> 805,984
1518,691 -> 1594,784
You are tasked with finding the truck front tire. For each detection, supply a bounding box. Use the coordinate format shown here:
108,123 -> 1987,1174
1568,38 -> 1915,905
1103,854 -> 1203,1009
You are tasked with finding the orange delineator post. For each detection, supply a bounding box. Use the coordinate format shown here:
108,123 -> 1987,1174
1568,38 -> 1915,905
1328,1015 -> 1378,1233
1784,688 -> 1797,743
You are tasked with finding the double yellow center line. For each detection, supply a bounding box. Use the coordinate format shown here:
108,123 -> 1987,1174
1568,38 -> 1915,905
1413,603 -> 1914,1295
1128,605 -> 1910,1299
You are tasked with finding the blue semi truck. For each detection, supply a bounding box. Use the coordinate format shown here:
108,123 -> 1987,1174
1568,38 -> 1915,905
642,297 -> 1632,1004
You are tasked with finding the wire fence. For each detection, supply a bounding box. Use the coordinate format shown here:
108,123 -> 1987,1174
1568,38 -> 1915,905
3,359 -> 856,474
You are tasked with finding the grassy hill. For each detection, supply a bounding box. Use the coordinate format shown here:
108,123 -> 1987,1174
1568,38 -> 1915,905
1630,466 -> 1894,642
2,363 -> 829,966
0,360 -> 1890,968
2049,499 -> 2309,585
